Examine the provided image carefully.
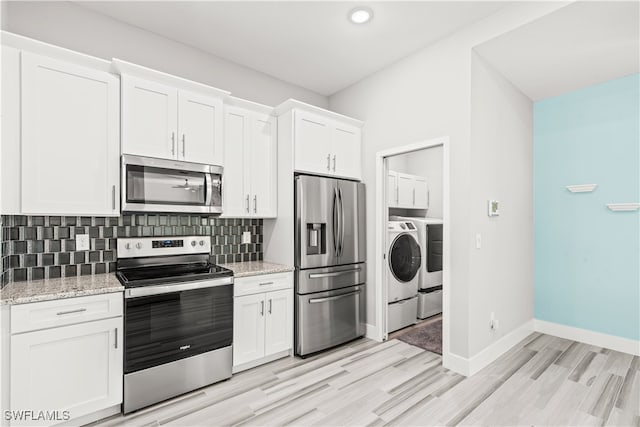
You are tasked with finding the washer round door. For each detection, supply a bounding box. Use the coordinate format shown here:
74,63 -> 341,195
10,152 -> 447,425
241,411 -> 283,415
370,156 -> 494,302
389,234 -> 421,282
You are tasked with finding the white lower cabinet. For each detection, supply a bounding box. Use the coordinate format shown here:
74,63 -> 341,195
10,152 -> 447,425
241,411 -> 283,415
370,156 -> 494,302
8,295 -> 123,426
233,273 -> 293,372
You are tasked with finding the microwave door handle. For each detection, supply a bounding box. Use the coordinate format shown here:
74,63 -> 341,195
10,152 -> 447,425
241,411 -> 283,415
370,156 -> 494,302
205,173 -> 213,207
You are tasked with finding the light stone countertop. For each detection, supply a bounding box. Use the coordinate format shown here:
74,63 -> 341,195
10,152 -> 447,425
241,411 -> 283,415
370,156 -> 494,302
221,261 -> 294,278
0,273 -> 124,305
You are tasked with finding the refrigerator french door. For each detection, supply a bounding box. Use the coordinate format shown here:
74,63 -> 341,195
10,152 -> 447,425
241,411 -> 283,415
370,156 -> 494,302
295,175 -> 366,356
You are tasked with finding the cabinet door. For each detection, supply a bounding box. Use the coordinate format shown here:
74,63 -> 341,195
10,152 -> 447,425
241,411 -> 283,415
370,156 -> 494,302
178,90 -> 223,165
21,53 -> 120,216
250,113 -> 277,218
397,173 -> 414,208
121,75 -> 177,160
332,123 -> 361,180
2,46 -> 21,214
387,170 -> 399,207
10,317 -> 122,426
233,293 -> 266,366
294,111 -> 332,176
413,177 -> 429,209
222,107 -> 250,217
264,289 -> 293,356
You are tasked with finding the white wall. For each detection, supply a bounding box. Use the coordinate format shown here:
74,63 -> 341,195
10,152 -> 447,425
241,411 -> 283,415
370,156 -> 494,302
1,1 -> 327,108
329,2 -> 565,359
468,52 -> 533,355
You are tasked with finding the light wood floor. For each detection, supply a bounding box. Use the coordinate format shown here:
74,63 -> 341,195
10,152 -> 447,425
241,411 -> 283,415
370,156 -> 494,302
94,333 -> 640,426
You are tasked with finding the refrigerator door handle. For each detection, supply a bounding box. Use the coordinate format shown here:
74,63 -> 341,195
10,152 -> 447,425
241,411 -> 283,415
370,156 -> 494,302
332,187 -> 339,255
338,187 -> 345,257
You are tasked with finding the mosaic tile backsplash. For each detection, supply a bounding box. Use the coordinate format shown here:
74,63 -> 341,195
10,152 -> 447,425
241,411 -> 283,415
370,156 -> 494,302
1,214 -> 263,286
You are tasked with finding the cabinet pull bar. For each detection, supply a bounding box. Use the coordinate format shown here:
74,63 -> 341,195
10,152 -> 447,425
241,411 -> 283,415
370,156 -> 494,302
260,300 -> 264,316
246,195 -> 250,213
171,132 -> 176,155
326,154 -> 331,171
332,155 -> 336,172
268,299 -> 272,314
114,328 -> 118,349
56,308 -> 87,316
413,188 -> 416,205
112,185 -> 116,210
259,281 -> 274,286
182,134 -> 186,157
254,195 -> 257,213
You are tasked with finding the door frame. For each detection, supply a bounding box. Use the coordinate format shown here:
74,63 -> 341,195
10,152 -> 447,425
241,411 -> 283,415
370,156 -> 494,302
374,136 -> 451,363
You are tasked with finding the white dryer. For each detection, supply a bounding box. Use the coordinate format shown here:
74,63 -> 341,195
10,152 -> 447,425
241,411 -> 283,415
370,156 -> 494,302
391,216 -> 443,319
387,221 -> 421,332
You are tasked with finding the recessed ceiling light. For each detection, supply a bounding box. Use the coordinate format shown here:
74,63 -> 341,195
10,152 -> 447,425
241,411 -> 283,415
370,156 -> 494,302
349,7 -> 373,24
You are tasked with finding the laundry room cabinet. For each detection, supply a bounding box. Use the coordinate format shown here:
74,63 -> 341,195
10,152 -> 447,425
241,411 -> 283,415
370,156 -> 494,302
232,272 -> 293,372
116,59 -> 229,166
275,100 -> 363,181
222,98 -> 277,218
388,171 -> 429,209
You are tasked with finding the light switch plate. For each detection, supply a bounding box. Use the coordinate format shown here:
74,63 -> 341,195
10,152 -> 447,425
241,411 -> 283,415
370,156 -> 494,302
76,234 -> 90,251
488,200 -> 500,217
241,231 -> 251,245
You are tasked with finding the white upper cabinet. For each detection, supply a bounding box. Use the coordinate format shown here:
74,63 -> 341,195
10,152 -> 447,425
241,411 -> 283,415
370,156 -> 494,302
388,170 -> 429,209
223,99 -> 277,218
121,76 -> 178,160
115,59 -> 228,165
178,90 -> 224,164
276,99 -> 363,181
20,52 -> 120,216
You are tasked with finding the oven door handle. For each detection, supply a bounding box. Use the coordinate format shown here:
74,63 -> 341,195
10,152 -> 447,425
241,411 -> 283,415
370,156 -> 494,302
125,277 -> 233,299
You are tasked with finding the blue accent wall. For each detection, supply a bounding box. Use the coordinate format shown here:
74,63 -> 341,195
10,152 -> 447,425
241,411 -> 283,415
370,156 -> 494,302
534,74 -> 640,341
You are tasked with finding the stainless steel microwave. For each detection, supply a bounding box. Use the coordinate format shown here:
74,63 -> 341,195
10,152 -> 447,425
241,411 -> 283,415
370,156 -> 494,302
121,155 -> 223,214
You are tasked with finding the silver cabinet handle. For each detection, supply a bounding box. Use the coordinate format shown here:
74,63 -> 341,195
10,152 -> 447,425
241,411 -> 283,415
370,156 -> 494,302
268,299 -> 272,314
309,289 -> 360,304
326,154 -> 331,171
332,155 -> 336,172
246,195 -> 250,213
56,308 -> 87,316
413,188 -> 416,206
260,300 -> 264,316
182,134 -> 186,157
259,281 -> 274,286
171,132 -> 176,156
114,328 -> 118,349
112,185 -> 116,210
308,267 -> 361,279
253,195 -> 257,213
396,185 -> 399,204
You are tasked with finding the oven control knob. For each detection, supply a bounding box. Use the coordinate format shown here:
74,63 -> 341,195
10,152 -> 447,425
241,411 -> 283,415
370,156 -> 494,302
135,243 -> 142,249
199,240 -> 204,246
191,241 -> 197,247
125,243 -> 131,250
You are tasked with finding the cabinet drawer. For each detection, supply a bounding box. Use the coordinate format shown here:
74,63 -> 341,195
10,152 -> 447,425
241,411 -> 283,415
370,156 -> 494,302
234,272 -> 293,297
11,293 -> 123,334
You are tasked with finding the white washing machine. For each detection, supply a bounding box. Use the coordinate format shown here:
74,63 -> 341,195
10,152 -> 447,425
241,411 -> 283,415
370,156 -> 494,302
391,216 -> 443,319
387,221 -> 421,332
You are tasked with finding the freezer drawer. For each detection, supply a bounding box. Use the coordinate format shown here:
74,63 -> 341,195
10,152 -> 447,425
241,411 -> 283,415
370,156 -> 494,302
295,285 -> 365,356
418,289 -> 442,319
296,263 -> 365,294
387,297 -> 418,333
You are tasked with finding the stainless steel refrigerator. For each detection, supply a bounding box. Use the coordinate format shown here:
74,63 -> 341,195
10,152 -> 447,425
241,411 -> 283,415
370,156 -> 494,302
295,174 -> 366,356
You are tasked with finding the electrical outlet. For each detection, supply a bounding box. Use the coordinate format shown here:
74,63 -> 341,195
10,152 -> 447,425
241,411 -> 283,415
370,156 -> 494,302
76,234 -> 90,251
241,231 -> 251,245
476,234 -> 482,249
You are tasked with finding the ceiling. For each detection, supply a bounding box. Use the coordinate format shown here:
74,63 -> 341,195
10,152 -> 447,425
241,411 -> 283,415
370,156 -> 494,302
474,1 -> 640,101
76,1 -> 509,96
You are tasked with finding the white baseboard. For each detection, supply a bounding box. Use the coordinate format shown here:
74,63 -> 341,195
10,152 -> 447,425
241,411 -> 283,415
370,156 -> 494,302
534,319 -> 640,356
443,320 -> 534,377
365,323 -> 382,341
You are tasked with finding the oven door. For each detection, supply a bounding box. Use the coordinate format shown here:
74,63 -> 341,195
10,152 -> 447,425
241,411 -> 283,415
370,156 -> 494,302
124,281 -> 232,374
122,154 -> 222,214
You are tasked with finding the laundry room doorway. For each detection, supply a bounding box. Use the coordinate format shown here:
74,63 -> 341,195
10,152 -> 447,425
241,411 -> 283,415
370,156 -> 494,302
374,137 -> 451,363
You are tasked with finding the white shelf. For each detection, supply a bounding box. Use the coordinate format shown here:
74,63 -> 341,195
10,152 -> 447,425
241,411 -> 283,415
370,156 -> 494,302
566,184 -> 597,193
606,203 -> 640,212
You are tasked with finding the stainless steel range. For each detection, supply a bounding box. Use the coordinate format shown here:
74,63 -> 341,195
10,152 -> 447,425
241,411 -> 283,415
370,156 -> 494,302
116,236 -> 233,414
